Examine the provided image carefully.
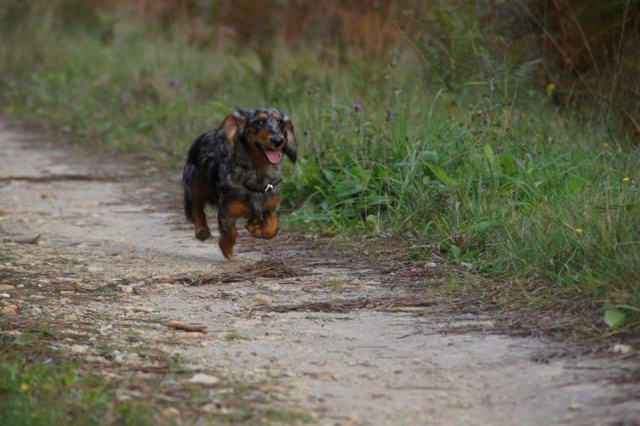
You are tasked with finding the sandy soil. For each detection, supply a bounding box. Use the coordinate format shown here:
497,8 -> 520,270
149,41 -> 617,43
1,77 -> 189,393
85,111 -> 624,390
0,122 -> 638,425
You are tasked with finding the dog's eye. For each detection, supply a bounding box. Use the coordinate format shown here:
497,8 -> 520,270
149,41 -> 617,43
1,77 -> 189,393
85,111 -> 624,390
255,119 -> 266,127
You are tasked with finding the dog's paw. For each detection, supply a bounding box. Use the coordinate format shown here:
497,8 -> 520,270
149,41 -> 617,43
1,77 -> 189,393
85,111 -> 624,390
219,242 -> 234,260
245,220 -> 260,235
195,227 -> 211,241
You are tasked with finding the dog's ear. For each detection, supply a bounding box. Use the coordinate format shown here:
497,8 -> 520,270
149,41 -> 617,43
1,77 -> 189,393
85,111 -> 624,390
281,113 -> 297,163
219,109 -> 249,152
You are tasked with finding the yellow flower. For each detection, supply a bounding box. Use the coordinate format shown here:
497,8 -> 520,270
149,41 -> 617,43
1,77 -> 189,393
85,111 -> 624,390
20,383 -> 29,392
622,177 -> 631,182
575,228 -> 583,234
602,143 -> 609,148
546,83 -> 556,95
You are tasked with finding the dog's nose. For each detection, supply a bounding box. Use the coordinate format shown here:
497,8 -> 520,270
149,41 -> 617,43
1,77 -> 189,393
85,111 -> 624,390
271,135 -> 284,147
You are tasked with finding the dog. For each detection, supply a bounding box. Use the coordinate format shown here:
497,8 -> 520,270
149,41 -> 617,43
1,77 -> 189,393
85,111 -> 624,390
182,108 -> 297,260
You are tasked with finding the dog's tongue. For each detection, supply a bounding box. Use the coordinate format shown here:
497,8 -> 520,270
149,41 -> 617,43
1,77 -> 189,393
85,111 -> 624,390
266,150 -> 283,164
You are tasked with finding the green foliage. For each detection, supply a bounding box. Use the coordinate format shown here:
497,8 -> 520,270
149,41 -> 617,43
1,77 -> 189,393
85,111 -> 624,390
605,305 -> 640,331
0,333 -> 153,426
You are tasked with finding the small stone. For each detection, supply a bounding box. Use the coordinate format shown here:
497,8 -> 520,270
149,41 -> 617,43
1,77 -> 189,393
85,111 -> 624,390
63,313 -> 79,321
119,285 -> 133,294
0,293 -> 10,298
426,262 -> 437,268
201,403 -> 220,413
188,373 -> 220,386
31,307 -> 42,315
99,324 -> 113,334
0,284 -> 15,291
114,352 -> 140,363
267,283 -> 282,292
253,295 -> 272,305
569,402 -> 582,411
610,344 -> 632,354
162,407 -> 181,418
70,344 -> 89,354
85,356 -> 108,364
317,373 -> 336,382
1,306 -> 18,315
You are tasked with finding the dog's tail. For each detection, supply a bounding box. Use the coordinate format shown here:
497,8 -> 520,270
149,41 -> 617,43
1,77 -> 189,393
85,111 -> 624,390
183,167 -> 196,223
183,141 -> 201,223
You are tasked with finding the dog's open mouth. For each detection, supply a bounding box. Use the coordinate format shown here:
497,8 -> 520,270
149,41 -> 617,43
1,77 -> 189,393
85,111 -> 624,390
257,144 -> 283,164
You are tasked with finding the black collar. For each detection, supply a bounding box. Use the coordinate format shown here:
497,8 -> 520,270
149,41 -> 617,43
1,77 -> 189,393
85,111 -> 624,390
243,178 -> 283,193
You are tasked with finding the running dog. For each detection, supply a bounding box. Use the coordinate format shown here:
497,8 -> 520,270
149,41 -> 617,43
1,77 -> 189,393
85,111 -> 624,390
182,108 -> 297,260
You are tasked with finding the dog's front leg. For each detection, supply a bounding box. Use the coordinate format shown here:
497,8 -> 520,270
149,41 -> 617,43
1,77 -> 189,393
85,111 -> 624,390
218,212 -> 238,260
218,200 -> 251,260
245,211 -> 279,240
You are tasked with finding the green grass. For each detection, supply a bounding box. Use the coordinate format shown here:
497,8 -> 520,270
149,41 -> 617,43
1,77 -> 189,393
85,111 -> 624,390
0,329 -> 154,426
0,2 -> 638,331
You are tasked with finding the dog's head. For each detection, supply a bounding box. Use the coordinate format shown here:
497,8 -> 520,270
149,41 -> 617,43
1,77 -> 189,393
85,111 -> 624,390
220,108 -> 297,165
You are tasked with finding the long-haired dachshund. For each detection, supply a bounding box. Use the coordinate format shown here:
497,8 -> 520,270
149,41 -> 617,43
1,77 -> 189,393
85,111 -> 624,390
182,108 -> 297,260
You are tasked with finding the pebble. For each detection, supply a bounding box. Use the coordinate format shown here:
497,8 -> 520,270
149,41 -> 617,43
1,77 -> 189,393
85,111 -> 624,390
161,407 -> 181,418
113,352 -> 140,363
266,283 -> 282,292
188,373 -> 220,386
70,344 -> 90,354
253,295 -> 272,305
610,344 -> 632,354
201,403 -> 220,413
0,284 -> 15,291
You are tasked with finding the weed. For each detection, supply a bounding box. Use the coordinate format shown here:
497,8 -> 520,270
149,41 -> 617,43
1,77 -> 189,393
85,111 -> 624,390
224,332 -> 251,342
0,333 -> 150,426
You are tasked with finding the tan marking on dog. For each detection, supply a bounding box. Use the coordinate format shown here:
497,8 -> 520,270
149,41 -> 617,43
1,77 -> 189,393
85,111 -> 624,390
218,227 -> 238,260
226,200 -> 251,218
265,194 -> 280,211
246,213 -> 279,239
220,113 -> 243,151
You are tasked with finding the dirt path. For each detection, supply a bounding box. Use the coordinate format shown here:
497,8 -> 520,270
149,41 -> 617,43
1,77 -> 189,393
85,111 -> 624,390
1,122 -> 638,425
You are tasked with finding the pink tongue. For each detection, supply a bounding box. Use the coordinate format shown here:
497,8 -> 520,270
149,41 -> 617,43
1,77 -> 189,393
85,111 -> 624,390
266,150 -> 283,164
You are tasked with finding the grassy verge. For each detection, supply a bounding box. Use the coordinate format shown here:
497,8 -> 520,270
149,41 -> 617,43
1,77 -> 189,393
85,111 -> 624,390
0,3 -> 638,332
0,325 -> 154,426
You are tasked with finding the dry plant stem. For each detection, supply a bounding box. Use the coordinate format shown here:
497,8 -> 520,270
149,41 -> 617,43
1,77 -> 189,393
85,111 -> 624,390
166,321 -> 207,333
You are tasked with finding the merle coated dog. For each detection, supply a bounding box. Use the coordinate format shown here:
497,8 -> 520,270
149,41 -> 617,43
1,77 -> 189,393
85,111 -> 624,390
183,108 -> 297,260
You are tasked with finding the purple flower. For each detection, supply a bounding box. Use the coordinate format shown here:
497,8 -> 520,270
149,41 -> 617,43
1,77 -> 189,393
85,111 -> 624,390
168,77 -> 180,86
352,102 -> 361,112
